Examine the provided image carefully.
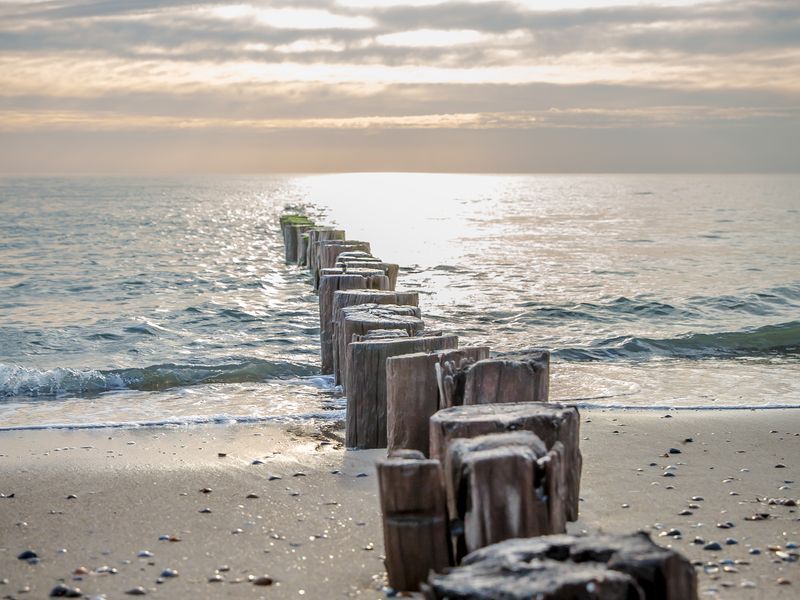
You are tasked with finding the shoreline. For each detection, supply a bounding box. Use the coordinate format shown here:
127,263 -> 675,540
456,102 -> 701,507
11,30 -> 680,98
0,407 -> 797,598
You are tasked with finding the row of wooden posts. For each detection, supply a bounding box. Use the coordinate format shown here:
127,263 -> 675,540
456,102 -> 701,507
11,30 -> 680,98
279,213 -> 696,599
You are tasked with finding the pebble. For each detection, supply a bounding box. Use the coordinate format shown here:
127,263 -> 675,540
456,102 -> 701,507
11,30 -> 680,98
66,494 -> 77,500
217,453 -> 227,458
716,521 -> 735,529
293,472 -> 306,477
49,584 -> 82,597
17,550 -> 38,561
668,448 -> 682,454
268,474 -> 281,481
125,587 -> 147,595
775,464 -> 787,469
662,472 -> 676,478
160,569 -> 178,578
693,537 -> 705,545
199,487 -> 212,494
199,508 -> 212,513
208,574 -> 223,583
704,542 -> 723,551
725,538 -> 738,545
777,578 -> 791,585
246,493 -> 259,499
356,472 -> 368,478
136,551 -> 153,558
253,576 -> 273,586
740,580 -> 757,588
678,510 -> 693,516
691,496 -> 704,502
749,548 -> 762,555
251,459 -> 265,465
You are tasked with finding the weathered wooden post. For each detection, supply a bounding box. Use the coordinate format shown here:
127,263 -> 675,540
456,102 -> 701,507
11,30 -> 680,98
377,450 -> 451,592
386,347 -> 490,456
297,232 -> 310,266
429,402 -> 581,521
313,240 -> 372,289
347,334 -> 458,449
332,290 -> 419,385
445,431 -> 568,560
424,532 -> 698,600
279,215 -> 314,264
317,273 -> 390,374
436,352 -> 549,407
307,228 -> 345,274
336,303 -> 423,390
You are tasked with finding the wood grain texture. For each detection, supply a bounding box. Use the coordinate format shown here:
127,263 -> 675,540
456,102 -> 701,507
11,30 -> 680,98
386,347 -> 490,456
429,402 -> 582,521
346,335 -> 458,449
377,454 -> 451,592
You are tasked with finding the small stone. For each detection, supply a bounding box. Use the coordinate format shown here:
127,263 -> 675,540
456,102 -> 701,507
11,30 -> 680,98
684,437 -> 693,443
199,487 -> 212,494
199,508 -> 212,514
704,542 -> 723,551
160,568 -> 178,578
253,576 -> 273,586
669,448 -> 682,454
74,566 -> 89,575
268,474 -> 281,481
775,464 -> 786,468
678,510 -> 693,516
787,542 -> 799,549
246,493 -> 259,499
621,503 -> 630,509
218,565 -> 230,572
251,459 -> 265,465
125,587 -> 148,595
725,538 -> 738,545
693,537 -> 705,545
208,574 -> 223,583
293,472 -> 306,477
716,521 -> 735,529
217,453 -> 227,458
66,494 -> 77,500
777,578 -> 791,585
691,496 -> 704,501
749,548 -> 762,555
17,550 -> 38,560
356,472 -> 368,478
662,472 -> 676,478
50,584 -> 82,597
136,551 -> 153,558
740,580 -> 756,588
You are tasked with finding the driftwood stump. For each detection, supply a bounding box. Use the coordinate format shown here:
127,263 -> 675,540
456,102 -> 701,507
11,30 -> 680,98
346,335 -> 458,449
386,347 -> 490,456
429,402 -> 582,521
336,302 -> 422,390
332,290 -> 419,385
445,432 -> 567,560
318,273 -> 391,374
427,532 -> 698,600
377,450 -> 451,592
437,352 -> 550,407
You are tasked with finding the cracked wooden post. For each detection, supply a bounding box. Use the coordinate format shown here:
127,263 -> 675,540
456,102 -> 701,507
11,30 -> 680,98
334,259 -> 400,291
346,334 -> 458,449
317,272 -> 390,374
377,450 -> 451,593
436,352 -> 550,407
424,532 -> 697,600
386,347 -> 490,456
445,431 -> 567,561
429,402 -> 582,521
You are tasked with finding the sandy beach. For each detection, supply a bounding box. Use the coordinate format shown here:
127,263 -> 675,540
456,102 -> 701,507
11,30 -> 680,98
1,408 -> 797,599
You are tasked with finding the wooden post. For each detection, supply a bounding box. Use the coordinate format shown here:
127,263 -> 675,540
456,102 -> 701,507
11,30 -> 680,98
332,290 -> 419,386
444,431 -> 567,560
377,451 -> 451,592
279,215 -> 314,264
436,352 -> 549,407
317,273 -> 390,374
307,228 -> 345,274
429,402 -> 582,521
386,347 -> 490,456
436,532 -> 699,600
297,232 -> 310,266
336,302 -> 423,390
346,335 -> 458,449
313,240 -> 372,289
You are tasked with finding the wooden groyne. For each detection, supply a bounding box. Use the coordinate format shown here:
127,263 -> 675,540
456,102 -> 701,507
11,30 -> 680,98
279,210 -> 696,598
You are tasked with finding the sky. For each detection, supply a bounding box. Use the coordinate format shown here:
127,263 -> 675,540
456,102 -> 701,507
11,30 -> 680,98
0,0 -> 798,173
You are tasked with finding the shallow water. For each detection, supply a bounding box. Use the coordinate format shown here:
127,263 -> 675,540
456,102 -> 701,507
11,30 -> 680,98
1,174 -> 799,429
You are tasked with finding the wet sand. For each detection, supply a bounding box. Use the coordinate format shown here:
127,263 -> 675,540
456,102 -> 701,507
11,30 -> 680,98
0,409 -> 797,599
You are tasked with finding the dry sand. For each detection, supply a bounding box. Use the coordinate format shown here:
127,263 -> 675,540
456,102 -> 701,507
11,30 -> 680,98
1,408 -> 797,599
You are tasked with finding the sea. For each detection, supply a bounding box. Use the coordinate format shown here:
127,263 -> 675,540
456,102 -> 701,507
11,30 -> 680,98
1,173 -> 799,431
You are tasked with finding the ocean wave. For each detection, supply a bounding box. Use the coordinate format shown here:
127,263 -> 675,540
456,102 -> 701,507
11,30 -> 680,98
554,320 -> 800,361
0,359 -> 319,398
